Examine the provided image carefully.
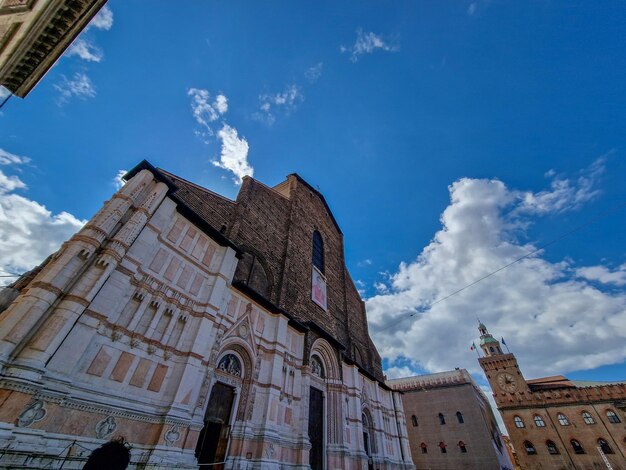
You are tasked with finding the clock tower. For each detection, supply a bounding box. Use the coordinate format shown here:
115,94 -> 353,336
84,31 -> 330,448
477,323 -> 529,407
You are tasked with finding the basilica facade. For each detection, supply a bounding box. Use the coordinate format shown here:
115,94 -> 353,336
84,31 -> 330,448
0,160 -> 414,469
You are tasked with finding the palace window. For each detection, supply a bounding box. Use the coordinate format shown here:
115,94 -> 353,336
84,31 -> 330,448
524,441 -> 537,455
557,413 -> 569,426
570,439 -> 585,454
439,442 -> 447,453
420,443 -> 427,454
582,411 -> 595,424
534,415 -> 546,427
606,410 -> 621,423
546,440 -> 559,455
458,441 -> 467,453
438,413 -> 446,425
411,415 -> 418,427
312,231 -> 325,274
598,438 -> 613,454
513,416 -> 525,428
456,411 -> 464,424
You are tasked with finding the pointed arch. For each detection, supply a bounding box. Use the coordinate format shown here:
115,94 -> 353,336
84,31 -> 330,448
310,337 -> 340,380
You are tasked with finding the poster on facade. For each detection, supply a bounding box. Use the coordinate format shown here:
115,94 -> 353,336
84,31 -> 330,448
312,267 -> 327,311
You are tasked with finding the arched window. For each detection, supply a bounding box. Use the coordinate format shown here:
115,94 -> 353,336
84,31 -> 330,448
557,413 -> 569,426
420,443 -> 427,454
489,346 -> 495,352
439,442 -> 447,453
514,416 -> 525,428
598,438 -> 613,454
411,415 -> 418,427
310,354 -> 325,379
217,353 -> 242,377
438,413 -> 445,425
458,441 -> 467,453
534,415 -> 546,427
546,440 -> 559,455
312,231 -> 324,274
582,411 -> 595,424
570,439 -> 585,454
524,441 -> 536,455
456,411 -> 464,424
606,410 -> 621,423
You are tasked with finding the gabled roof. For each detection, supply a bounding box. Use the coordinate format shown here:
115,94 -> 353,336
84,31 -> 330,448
289,173 -> 343,235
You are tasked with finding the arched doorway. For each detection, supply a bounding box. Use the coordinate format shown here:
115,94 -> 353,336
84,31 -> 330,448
195,353 -> 243,468
362,410 -> 375,470
309,354 -> 325,470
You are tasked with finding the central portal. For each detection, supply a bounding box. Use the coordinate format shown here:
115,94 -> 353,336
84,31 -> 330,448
195,382 -> 235,468
308,386 -> 324,470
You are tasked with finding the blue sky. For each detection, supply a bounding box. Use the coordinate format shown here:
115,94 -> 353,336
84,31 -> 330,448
1,0 -> 625,402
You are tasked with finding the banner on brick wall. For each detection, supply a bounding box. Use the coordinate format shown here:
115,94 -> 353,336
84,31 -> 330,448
312,267 -> 327,311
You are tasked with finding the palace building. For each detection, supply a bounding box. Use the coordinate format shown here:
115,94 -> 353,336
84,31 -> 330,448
0,161 -> 414,469
388,369 -> 513,470
0,0 -> 107,97
477,323 -> 626,470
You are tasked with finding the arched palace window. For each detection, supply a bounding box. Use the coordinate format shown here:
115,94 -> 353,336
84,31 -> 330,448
312,231 -> 324,274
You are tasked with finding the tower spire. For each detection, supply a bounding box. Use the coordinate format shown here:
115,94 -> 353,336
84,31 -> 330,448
478,322 -> 503,357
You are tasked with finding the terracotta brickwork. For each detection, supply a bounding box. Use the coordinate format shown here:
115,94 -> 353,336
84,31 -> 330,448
478,326 -> 626,470
389,370 -> 513,470
0,161 -> 413,469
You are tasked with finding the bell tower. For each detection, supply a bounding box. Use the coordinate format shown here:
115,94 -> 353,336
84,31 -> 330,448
477,323 -> 529,406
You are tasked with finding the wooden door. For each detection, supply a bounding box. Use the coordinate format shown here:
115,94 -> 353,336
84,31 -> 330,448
195,382 -> 235,468
308,387 -> 324,470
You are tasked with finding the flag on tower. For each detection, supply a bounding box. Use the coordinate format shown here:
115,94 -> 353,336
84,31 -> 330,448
501,337 -> 507,345
470,342 -> 476,351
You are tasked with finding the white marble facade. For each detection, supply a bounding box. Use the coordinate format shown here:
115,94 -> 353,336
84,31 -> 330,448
0,167 -> 413,469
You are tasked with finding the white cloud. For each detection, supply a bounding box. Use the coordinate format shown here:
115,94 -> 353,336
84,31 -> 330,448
54,73 -> 96,105
517,157 -> 605,214
385,365 -> 417,380
188,88 -> 228,135
305,62 -> 324,83
89,5 -> 114,31
576,264 -> 626,287
0,148 -> 30,166
366,158 -> 626,381
0,158 -> 85,284
0,86 -> 10,100
66,38 -> 103,62
341,29 -> 398,62
467,3 -> 477,16
254,85 -> 303,125
113,169 -> 127,190
213,124 -> 253,184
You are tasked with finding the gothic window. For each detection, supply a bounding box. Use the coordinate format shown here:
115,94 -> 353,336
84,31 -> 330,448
458,441 -> 467,453
606,410 -> 621,423
546,440 -> 559,455
439,442 -> 447,453
311,355 -> 325,379
456,411 -> 464,424
438,413 -> 445,425
533,415 -> 546,427
420,443 -> 427,454
411,415 -> 418,427
514,416 -> 525,428
582,411 -> 595,424
312,231 -> 324,274
557,413 -> 569,426
524,441 -> 537,455
233,252 -> 270,297
598,438 -> 613,454
570,439 -> 584,454
217,354 -> 242,377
